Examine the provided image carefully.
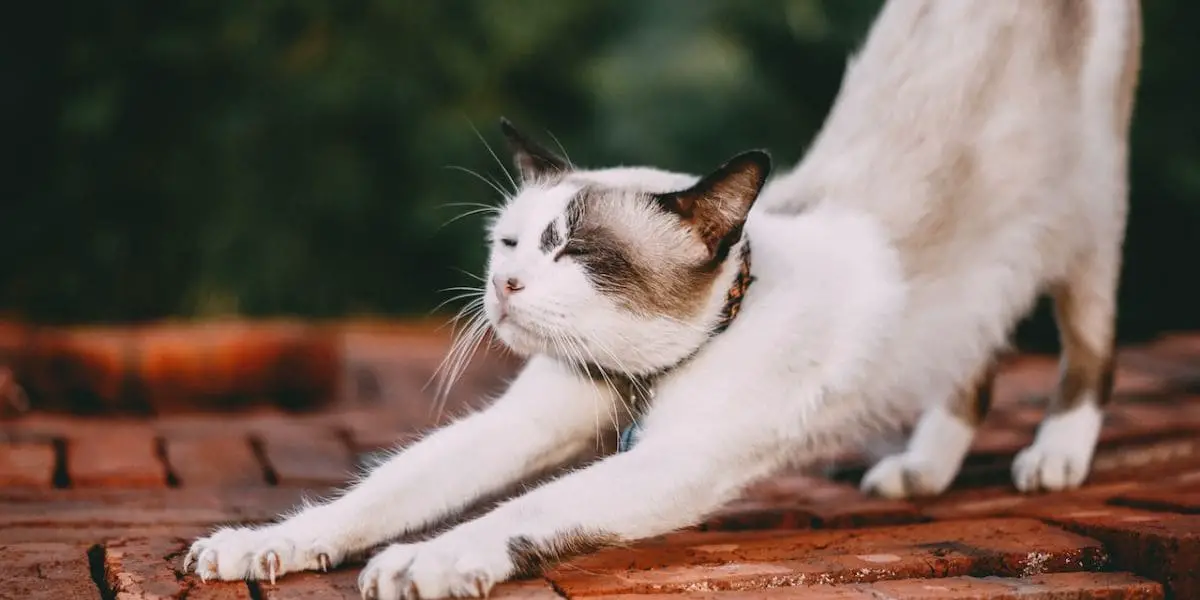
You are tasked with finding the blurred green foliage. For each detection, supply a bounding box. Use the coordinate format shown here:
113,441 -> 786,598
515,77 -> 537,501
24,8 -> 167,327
5,1 -> 1198,346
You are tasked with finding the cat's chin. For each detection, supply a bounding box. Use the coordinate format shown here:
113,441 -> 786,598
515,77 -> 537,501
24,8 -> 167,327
489,319 -> 545,358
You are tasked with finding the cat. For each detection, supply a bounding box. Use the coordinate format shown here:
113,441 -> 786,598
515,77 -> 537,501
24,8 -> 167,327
183,1 -> 1142,598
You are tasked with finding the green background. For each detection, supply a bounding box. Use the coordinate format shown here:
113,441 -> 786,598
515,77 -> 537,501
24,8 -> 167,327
6,1 -> 1197,350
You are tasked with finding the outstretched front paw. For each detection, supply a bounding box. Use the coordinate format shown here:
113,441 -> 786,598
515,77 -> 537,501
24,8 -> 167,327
184,525 -> 343,583
358,537 -> 513,600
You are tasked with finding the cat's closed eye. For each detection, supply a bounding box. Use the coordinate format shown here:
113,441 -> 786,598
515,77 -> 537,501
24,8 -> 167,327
556,243 -> 590,260
500,237 -> 517,248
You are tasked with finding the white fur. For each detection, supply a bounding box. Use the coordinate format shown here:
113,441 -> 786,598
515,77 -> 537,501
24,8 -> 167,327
1013,399 -> 1105,492
185,356 -> 619,582
860,405 -> 976,499
184,2 -> 1139,597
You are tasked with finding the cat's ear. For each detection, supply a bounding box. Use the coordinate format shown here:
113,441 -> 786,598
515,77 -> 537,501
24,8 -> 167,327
499,117 -> 571,183
654,150 -> 771,259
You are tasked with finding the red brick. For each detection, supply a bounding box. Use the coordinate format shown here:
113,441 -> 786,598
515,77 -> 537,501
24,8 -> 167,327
135,323 -> 340,413
105,537 -> 188,598
259,572 -> 563,599
257,431 -> 353,486
153,410 -> 282,438
992,356 -> 1057,405
344,421 -> 421,456
188,582 -> 255,600
806,497 -> 925,529
968,427 -> 1033,457
547,518 -> 1106,596
0,525 -> 207,546
1118,343 -> 1200,386
918,488 -> 1034,522
68,425 -> 166,488
0,492 -> 228,528
0,441 -> 55,487
1089,436 -> 1200,484
918,476 -> 1194,524
701,500 -> 815,531
867,571 -> 1162,599
1147,331 -> 1200,362
491,579 -> 566,598
745,474 -> 862,504
165,437 -> 265,487
1111,483 -> 1200,514
1013,503 -> 1200,599
590,585 -> 875,599
1112,362 -> 1176,397
15,327 -> 133,412
0,542 -> 98,599
0,487 -> 310,528
1103,400 -> 1200,442
706,473 -> 924,532
589,572 -> 1163,599
0,413 -> 147,440
259,570 -> 359,599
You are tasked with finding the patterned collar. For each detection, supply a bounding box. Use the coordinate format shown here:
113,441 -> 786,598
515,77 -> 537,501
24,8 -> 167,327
572,239 -> 756,452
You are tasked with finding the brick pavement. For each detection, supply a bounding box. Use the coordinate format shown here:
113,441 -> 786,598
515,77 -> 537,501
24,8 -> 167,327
2,325 -> 1200,599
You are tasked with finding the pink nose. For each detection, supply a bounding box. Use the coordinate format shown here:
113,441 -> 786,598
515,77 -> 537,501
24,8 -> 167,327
494,276 -> 524,298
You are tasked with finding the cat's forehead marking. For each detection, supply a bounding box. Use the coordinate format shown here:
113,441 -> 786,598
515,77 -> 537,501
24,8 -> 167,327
538,220 -> 562,252
500,182 -> 577,242
554,184 -> 725,318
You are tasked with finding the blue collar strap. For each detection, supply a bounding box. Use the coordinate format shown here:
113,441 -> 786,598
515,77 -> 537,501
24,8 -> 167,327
618,421 -> 643,453
611,241 -> 755,453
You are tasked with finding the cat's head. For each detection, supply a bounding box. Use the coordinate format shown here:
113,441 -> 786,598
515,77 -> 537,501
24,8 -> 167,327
480,119 -> 771,377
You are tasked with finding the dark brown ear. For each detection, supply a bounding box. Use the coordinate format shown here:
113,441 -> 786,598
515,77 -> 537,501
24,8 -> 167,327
499,117 -> 571,183
655,150 -> 771,260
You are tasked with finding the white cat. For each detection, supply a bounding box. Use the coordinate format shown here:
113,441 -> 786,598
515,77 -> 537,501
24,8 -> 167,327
183,1 -> 1142,598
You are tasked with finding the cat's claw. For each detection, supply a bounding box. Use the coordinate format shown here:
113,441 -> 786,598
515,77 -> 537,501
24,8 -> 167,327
264,551 -> 280,585
184,525 -> 343,582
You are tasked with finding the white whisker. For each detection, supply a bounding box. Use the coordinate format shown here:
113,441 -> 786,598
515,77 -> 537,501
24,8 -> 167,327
544,129 -> 575,169
466,120 -> 518,193
439,207 -> 502,230
442,165 -> 512,202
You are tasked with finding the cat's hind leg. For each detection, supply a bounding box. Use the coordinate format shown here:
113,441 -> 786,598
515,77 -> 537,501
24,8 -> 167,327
860,364 -> 995,499
1012,257 -> 1118,492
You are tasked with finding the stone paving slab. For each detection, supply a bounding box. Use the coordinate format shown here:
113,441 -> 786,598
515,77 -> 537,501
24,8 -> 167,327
1,330 -> 1199,599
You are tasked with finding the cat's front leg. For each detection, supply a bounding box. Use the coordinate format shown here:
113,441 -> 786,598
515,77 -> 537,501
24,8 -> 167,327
357,415 -> 785,599
184,355 -> 617,583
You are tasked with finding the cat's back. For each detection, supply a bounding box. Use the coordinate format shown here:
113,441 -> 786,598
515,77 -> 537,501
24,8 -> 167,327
762,0 -> 1141,282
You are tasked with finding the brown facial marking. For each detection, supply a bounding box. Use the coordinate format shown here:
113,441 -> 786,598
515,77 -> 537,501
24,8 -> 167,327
949,362 -> 997,427
539,221 -> 561,253
499,117 -> 571,184
506,529 -> 620,579
563,190 -> 715,318
556,152 -> 766,322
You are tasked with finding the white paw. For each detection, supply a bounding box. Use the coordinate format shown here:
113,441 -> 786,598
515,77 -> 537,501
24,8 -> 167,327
184,524 -> 342,583
1012,403 -> 1102,493
1011,440 -> 1094,492
358,538 -> 512,600
860,452 -> 959,499
860,406 -> 973,499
